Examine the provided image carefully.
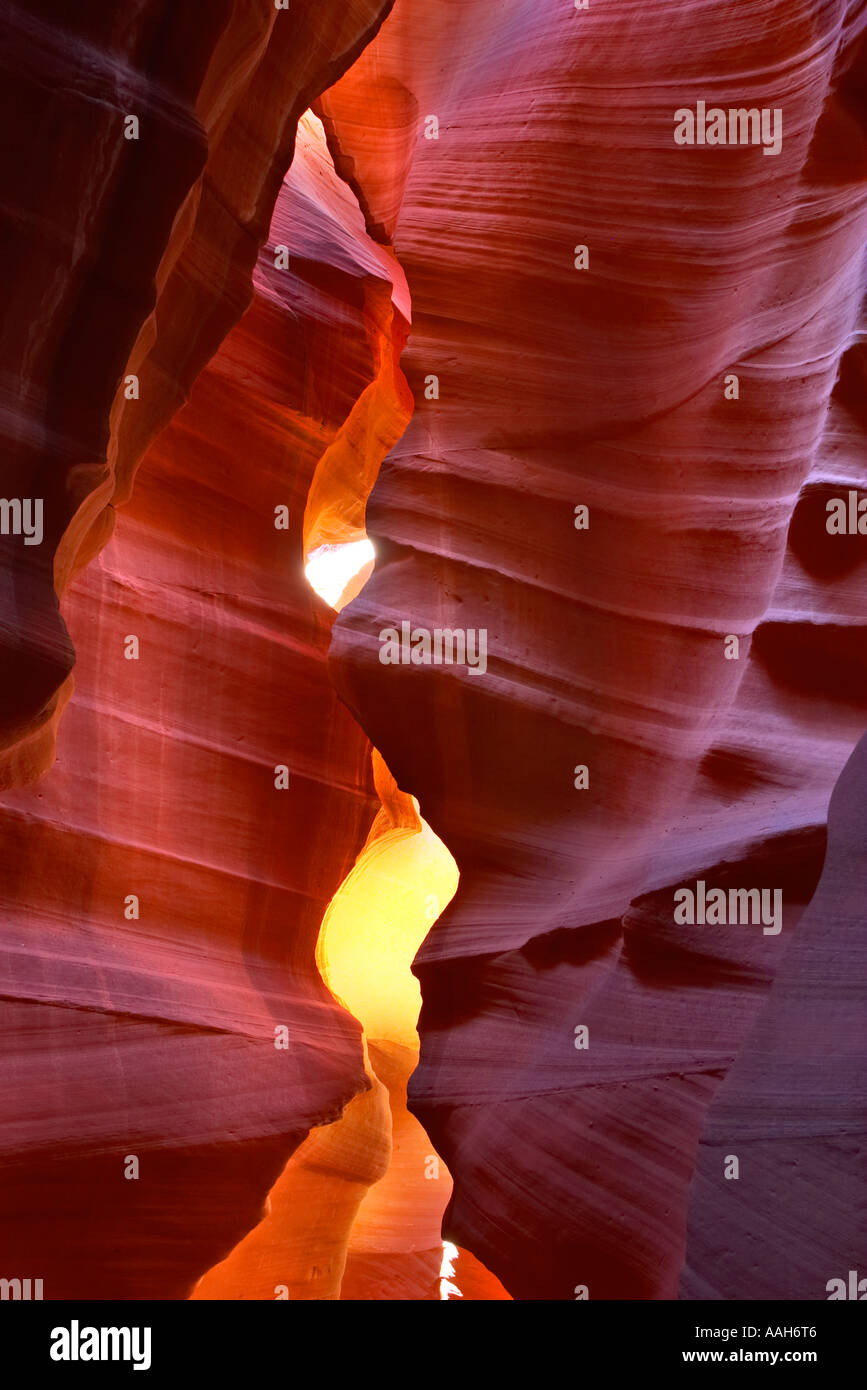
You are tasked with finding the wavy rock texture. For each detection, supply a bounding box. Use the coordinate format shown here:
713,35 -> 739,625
0,73 -> 408,1296
0,0 -> 394,784
325,0 -> 867,1298
2,0 -> 865,1303
681,732 -> 867,1300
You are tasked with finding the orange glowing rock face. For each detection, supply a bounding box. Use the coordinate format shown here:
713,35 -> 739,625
0,2 -> 396,788
0,51 -> 485,1297
296,110 -> 413,567
189,113 -> 505,1301
191,547 -> 498,1295
195,512 -> 500,1299
191,810 -> 465,1300
4,0 -> 864,1310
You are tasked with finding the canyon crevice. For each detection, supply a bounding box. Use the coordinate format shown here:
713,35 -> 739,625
1,0 -> 865,1302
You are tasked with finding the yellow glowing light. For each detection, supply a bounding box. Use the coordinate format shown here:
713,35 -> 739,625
316,819 -> 458,1050
305,539 -> 375,610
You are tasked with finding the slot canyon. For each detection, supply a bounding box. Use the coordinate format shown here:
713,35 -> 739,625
0,0 -> 865,1307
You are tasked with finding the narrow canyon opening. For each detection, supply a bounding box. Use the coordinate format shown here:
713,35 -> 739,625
307,526 -> 464,1301
191,109 -> 507,1301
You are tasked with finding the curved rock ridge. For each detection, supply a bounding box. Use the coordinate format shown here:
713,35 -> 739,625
2,0 -> 865,1305
0,0 -> 395,786
322,0 -> 867,1296
0,86 -> 412,1299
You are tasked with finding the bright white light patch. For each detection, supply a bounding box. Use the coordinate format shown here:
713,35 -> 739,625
305,539 -> 375,610
439,1241 -> 463,1300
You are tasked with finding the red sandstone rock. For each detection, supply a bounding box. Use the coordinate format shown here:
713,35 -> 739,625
0,0 -> 394,784
325,0 -> 867,1298
0,63 -> 403,1298
681,733 -> 867,1300
1,0 -> 865,1304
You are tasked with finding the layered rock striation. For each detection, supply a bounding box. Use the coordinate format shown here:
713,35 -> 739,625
0,35 -> 406,1297
1,0 -> 865,1301
325,0 -> 867,1298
